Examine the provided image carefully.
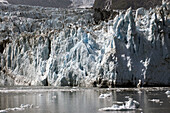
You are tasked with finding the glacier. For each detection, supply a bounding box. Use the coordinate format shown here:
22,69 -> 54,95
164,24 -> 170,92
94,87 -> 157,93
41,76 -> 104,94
5,0 -> 95,8
70,0 -> 95,8
0,1 -> 170,87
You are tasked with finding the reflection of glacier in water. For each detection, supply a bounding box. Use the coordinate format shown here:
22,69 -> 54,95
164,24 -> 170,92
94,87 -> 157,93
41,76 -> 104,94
0,87 -> 170,113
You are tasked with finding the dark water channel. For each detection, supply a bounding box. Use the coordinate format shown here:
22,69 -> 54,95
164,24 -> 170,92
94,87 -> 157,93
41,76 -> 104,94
0,87 -> 170,113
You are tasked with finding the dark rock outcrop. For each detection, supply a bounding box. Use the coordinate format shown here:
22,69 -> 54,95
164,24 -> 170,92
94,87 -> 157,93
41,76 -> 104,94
93,0 -> 163,10
93,0 -> 165,23
93,8 -> 118,24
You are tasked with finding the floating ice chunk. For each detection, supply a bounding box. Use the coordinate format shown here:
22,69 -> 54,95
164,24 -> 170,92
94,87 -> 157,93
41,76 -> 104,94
138,90 -> 142,93
52,96 -> 56,99
125,96 -> 130,99
35,106 -> 40,109
116,89 -> 122,92
70,89 -> 79,92
99,98 -> 140,111
148,99 -> 162,103
20,104 -> 33,108
99,92 -> 112,99
112,101 -> 124,105
0,104 -> 35,113
165,91 -> 170,95
6,107 -> 24,111
99,105 -> 124,111
39,94 -> 43,96
0,110 -> 7,113
125,98 -> 140,109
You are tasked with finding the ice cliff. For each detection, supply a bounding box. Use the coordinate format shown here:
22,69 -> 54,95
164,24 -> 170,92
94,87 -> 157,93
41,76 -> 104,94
0,1 -> 170,87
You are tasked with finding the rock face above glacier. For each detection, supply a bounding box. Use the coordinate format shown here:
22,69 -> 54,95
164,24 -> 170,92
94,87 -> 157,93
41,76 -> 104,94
93,0 -> 163,10
93,0 -> 165,23
0,1 -> 170,87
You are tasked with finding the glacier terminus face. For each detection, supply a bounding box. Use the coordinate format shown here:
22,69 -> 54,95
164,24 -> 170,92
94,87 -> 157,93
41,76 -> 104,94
0,1 -> 170,87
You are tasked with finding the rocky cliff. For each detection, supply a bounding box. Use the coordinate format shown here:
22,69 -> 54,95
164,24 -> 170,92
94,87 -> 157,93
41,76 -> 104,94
93,0 -> 167,23
0,1 -> 170,87
93,0 -> 163,10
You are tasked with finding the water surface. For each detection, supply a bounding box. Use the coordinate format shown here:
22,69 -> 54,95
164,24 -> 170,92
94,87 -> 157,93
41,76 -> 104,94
0,87 -> 170,113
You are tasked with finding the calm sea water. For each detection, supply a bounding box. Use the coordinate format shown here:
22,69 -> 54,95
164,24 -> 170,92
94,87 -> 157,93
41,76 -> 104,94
0,87 -> 170,113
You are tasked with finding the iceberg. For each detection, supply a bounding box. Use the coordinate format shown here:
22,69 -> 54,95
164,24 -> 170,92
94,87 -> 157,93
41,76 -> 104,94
99,92 -> 112,99
99,98 -> 140,111
0,104 -> 35,113
165,91 -> 170,95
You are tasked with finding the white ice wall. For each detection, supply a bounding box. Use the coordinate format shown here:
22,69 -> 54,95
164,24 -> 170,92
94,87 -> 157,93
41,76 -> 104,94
0,1 -> 170,87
